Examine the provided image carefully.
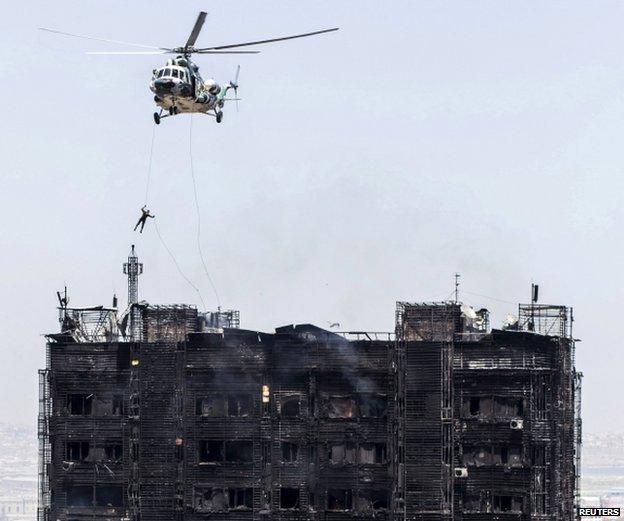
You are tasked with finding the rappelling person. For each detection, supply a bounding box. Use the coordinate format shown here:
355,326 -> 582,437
133,205 -> 155,233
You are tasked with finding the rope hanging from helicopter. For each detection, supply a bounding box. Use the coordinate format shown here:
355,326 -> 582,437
140,117 -> 214,310
143,121 -> 157,205
153,220 -> 207,311
188,114 -> 222,307
140,113 -> 222,310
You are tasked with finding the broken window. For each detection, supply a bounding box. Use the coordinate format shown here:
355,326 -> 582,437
356,490 -> 389,512
461,445 -> 491,467
95,485 -> 123,507
112,395 -> 124,416
67,485 -> 93,506
493,495 -> 523,513
508,446 -> 522,466
280,488 -> 300,509
532,444 -> 546,466
327,489 -> 352,511
491,445 -> 522,466
465,396 -> 523,418
228,394 -> 253,417
194,488 -> 227,512
479,397 -> 493,416
463,495 -> 482,512
329,443 -> 356,464
66,441 -> 90,462
67,394 -> 93,415
464,445 -> 523,467
196,395 -> 227,417
229,488 -> 253,510
281,395 -> 300,417
327,397 -> 357,418
198,440 -> 224,463
104,444 -> 123,463
281,441 -> 299,462
225,441 -> 253,463
359,394 -> 388,417
492,397 -> 523,417
359,443 -> 386,464
310,444 -> 317,464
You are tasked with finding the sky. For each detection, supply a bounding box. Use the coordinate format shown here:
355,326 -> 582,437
0,0 -> 622,433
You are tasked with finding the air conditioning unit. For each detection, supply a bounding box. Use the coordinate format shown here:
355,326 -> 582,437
454,467 -> 468,478
510,418 -> 524,430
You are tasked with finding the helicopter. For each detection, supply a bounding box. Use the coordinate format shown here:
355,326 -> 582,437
40,12 -> 338,124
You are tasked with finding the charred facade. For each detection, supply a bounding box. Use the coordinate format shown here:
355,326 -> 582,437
395,302 -> 580,520
39,292 -> 580,520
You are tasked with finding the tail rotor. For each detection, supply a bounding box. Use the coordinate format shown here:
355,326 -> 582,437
229,65 -> 241,112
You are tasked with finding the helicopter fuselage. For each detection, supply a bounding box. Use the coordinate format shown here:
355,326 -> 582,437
149,57 -> 227,115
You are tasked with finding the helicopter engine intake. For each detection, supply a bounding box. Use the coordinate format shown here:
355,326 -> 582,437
204,80 -> 221,95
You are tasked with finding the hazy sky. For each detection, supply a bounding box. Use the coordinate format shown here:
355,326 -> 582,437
1,1 -> 622,433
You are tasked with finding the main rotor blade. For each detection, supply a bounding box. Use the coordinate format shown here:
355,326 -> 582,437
194,50 -> 260,54
234,64 -> 241,85
39,27 -> 173,51
86,51 -> 171,55
186,11 -> 207,48
196,27 -> 339,51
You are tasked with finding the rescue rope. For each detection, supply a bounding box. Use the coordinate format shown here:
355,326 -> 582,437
144,121 -> 157,205
154,220 -> 207,311
188,114 -> 222,307
140,114 -> 220,312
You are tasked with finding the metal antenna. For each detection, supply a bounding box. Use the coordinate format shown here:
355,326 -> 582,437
123,245 -> 143,306
528,281 -> 539,332
454,273 -> 461,303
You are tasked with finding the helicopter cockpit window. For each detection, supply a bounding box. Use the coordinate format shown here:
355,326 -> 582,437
164,68 -> 171,77
172,69 -> 179,78
157,69 -> 164,78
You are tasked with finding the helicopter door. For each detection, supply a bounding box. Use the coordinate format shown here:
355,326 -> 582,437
189,70 -> 197,97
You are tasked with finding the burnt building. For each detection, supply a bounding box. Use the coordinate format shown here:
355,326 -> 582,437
38,249 -> 581,521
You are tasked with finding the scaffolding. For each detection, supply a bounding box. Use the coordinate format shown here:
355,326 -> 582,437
518,303 -> 572,338
574,371 -> 583,520
141,304 -> 198,342
202,309 -> 241,329
37,368 -> 51,521
56,306 -> 119,343
395,302 -> 459,520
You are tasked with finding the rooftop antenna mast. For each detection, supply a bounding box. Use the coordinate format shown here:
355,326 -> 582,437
454,273 -> 461,303
56,285 -> 69,329
123,245 -> 143,306
529,282 -> 539,331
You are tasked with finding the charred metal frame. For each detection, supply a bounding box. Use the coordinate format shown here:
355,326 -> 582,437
39,300 -> 579,521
